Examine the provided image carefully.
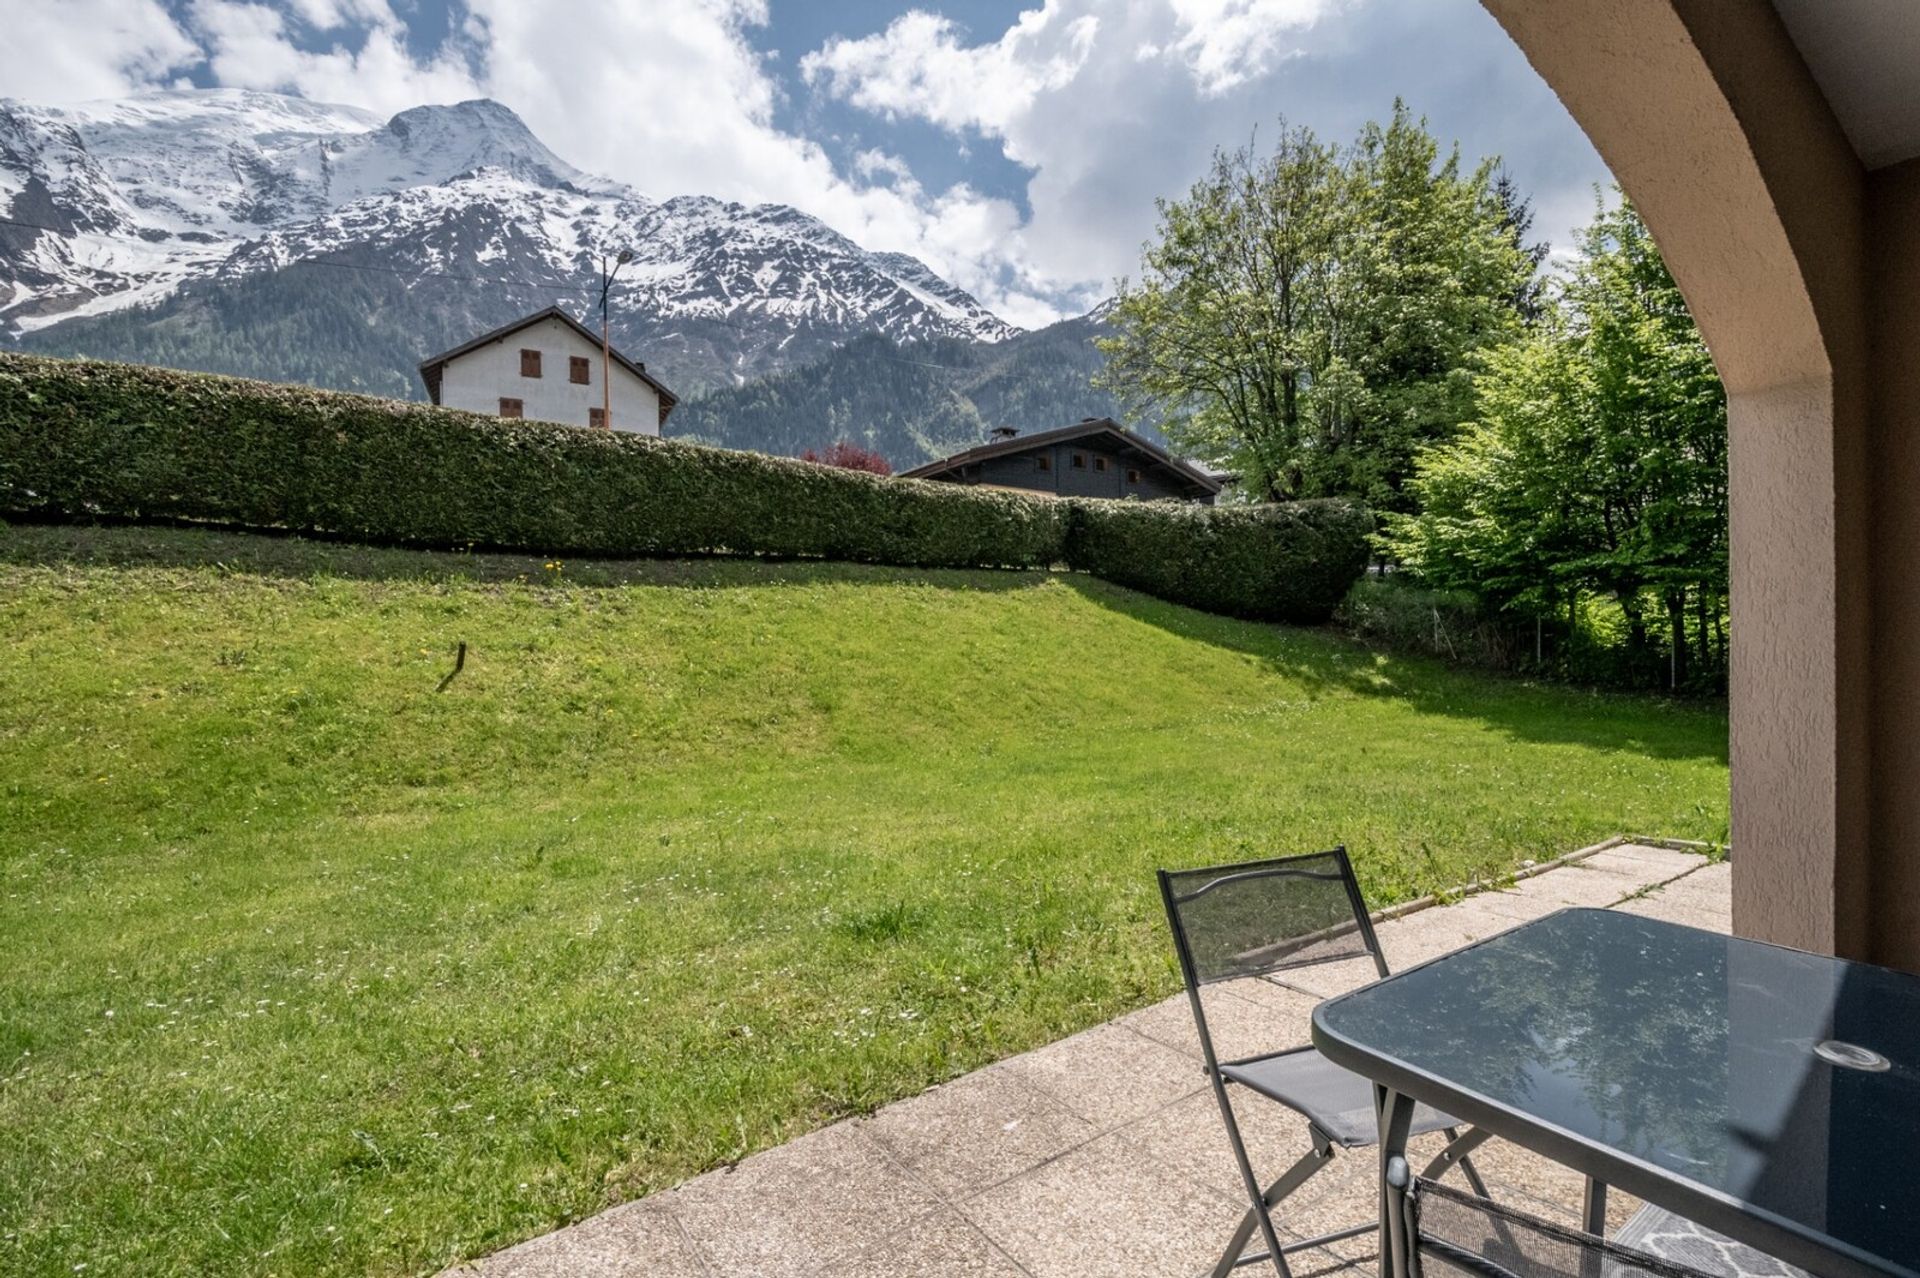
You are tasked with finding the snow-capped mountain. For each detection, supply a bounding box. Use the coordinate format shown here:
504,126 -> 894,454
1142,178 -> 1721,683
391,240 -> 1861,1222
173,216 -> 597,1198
0,88 -> 1019,392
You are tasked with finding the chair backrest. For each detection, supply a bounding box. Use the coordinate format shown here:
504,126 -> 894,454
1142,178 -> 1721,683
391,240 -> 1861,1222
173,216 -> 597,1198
1158,847 -> 1387,995
1408,1177 -> 1716,1278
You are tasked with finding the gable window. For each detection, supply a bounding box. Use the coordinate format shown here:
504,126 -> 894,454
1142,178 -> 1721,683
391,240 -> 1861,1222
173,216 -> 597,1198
499,397 -> 524,419
1071,451 -> 1088,469
589,407 -> 606,429
1126,467 -> 1142,485
570,356 -> 591,385
1036,453 -> 1052,473
520,348 -> 542,378
1093,456 -> 1109,473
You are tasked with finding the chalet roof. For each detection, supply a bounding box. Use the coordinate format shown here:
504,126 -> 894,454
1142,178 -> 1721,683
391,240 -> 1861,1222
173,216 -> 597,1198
898,417 -> 1223,496
418,306 -> 679,426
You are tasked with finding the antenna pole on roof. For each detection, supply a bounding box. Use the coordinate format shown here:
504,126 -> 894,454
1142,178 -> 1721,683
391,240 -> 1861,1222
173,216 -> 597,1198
600,248 -> 633,429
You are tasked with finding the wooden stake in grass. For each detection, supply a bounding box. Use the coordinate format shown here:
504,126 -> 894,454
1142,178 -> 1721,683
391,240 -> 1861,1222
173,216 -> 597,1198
436,642 -> 467,693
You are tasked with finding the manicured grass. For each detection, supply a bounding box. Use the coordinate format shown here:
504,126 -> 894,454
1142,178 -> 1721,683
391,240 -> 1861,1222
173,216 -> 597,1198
0,522 -> 1728,1277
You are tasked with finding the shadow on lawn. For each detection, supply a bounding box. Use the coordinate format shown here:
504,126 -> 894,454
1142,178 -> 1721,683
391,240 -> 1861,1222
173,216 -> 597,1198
0,518 -> 1055,595
1060,574 -> 1729,766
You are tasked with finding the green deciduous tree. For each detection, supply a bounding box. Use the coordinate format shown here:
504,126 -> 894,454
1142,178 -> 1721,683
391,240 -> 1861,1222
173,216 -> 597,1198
1382,194 -> 1728,687
1098,102 -> 1537,509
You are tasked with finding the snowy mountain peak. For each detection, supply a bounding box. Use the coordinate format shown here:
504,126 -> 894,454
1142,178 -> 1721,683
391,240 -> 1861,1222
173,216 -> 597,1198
1,87 -> 1020,377
361,99 -> 607,196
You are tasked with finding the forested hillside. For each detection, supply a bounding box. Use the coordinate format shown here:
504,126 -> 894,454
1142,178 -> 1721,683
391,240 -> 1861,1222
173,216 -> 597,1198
670,311 -> 1122,465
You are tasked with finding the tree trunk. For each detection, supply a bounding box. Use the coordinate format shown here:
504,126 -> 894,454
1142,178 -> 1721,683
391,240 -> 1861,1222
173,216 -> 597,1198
1620,589 -> 1649,654
1694,585 -> 1712,673
1665,588 -> 1689,689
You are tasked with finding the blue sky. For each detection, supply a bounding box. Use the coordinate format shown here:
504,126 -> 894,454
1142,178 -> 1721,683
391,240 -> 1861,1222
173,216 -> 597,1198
7,0 -> 1613,326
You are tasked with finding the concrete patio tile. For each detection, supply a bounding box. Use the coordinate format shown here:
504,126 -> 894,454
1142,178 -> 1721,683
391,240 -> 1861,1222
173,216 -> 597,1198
1375,901 -> 1525,964
1246,902 -> 1519,1001
1658,861 -> 1731,901
960,1132 -> 1246,1278
1112,1084 -> 1322,1204
1120,980 -> 1321,1062
865,1064 -> 1099,1199
1282,1245 -> 1376,1278
1620,892 -> 1731,931
999,1021 -> 1204,1131
664,1121 -> 940,1278
1456,1139 -> 1642,1234
1617,863 -> 1731,930
835,1208 -> 1029,1278
1471,862 -> 1649,918
453,1199 -> 704,1277
1214,979 -> 1327,1057
1114,993 -> 1207,1058
1263,952 -> 1381,1000
1584,844 -> 1710,880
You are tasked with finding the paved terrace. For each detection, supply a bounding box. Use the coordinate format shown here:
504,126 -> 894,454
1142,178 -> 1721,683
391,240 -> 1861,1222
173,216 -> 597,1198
454,842 -> 1729,1278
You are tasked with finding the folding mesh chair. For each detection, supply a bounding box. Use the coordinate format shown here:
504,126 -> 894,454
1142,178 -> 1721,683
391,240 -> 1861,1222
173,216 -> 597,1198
1405,1175 -> 1719,1278
1158,848 -> 1493,1278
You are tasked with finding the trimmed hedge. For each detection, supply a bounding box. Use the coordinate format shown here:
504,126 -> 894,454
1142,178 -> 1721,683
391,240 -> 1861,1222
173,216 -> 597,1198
0,353 -> 1067,569
0,352 -> 1369,620
1067,496 -> 1372,623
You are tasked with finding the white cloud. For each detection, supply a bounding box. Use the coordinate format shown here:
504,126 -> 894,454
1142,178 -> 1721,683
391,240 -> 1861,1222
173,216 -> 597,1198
185,0 -> 482,117
801,0 -> 1355,291
800,8 -> 1099,136
804,0 -> 1608,304
0,0 -> 198,102
1164,0 -> 1341,93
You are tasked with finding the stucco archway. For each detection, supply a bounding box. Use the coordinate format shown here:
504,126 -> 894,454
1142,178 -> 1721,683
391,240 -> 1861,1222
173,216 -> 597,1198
1479,0 -> 1890,962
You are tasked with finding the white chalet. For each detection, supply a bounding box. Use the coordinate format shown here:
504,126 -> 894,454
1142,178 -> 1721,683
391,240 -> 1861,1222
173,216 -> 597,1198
418,307 -> 678,434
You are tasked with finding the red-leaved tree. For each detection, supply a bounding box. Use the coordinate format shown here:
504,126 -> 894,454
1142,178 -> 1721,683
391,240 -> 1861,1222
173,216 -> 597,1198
800,441 -> 892,476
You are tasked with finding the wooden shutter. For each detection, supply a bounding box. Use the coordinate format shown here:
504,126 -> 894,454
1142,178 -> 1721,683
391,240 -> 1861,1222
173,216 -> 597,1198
520,349 -> 542,378
570,356 -> 591,384
589,407 -> 606,429
499,397 -> 523,419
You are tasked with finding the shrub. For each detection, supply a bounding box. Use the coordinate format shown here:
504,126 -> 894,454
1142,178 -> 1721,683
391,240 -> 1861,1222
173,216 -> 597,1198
0,353 -> 1371,622
1066,497 -> 1372,623
0,354 -> 1066,569
800,441 -> 892,476
1337,576 -> 1527,668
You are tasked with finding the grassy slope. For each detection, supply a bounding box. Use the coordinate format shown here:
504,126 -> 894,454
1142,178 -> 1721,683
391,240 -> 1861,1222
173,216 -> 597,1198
0,524 -> 1728,1277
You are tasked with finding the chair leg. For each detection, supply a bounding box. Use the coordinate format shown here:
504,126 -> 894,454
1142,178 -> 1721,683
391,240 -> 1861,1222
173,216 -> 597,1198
1204,1139 -> 1335,1278
1200,1077 -> 1305,1278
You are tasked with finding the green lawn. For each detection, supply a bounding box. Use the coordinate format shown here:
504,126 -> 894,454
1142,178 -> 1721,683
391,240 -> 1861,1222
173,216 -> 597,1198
0,522 -> 1728,1277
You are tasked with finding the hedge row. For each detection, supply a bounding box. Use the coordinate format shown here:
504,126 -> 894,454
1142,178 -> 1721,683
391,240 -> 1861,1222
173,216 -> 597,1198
1068,496 -> 1372,623
0,353 -> 1370,622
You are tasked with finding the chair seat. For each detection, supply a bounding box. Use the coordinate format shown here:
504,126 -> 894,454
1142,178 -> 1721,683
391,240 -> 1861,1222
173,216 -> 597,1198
1220,1046 -> 1458,1147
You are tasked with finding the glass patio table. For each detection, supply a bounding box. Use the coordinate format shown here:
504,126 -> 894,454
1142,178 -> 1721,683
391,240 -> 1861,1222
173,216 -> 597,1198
1310,907 -> 1920,1278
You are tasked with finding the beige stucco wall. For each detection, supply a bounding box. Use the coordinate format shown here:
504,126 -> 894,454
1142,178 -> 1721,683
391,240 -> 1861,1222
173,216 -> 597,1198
1480,0 -> 1918,966
439,315 -> 661,435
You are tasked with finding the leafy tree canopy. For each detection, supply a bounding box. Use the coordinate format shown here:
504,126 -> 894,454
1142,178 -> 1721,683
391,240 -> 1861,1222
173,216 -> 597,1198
1380,194 -> 1728,685
1098,101 -> 1540,508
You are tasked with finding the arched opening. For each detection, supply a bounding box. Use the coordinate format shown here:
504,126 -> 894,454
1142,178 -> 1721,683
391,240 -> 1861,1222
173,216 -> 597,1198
1480,0 -> 1920,967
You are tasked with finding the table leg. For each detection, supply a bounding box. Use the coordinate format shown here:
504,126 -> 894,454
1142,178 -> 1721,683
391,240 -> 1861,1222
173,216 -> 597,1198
1582,1177 -> 1607,1236
1580,1177 -> 1609,1278
1376,1084 -> 1415,1278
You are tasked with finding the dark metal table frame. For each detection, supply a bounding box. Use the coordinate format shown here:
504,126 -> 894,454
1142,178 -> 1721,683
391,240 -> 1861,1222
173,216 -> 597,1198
1311,911 -> 1913,1278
